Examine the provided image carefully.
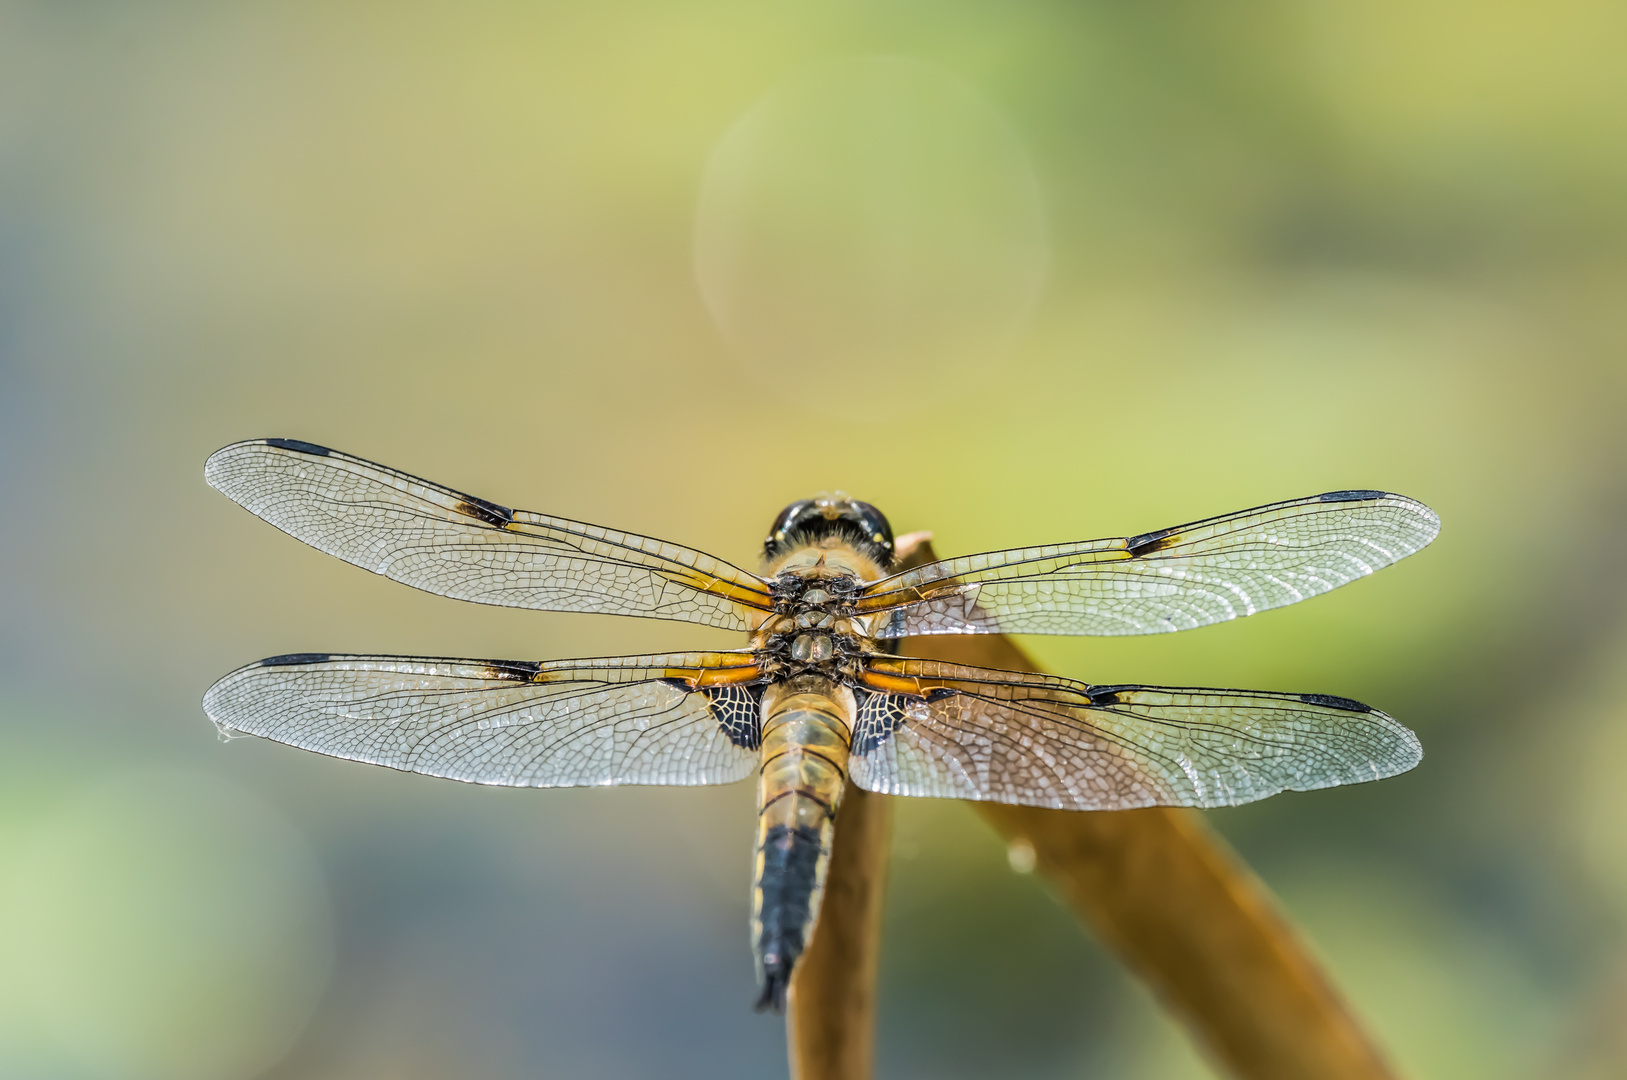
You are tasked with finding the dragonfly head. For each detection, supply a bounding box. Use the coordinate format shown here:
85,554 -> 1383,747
764,493 -> 895,570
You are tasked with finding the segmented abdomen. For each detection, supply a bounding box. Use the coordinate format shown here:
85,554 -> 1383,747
750,681 -> 854,1012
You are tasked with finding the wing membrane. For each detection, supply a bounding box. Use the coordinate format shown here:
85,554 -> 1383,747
202,650 -> 765,787
858,491 -> 1439,637
206,439 -> 773,630
851,658 -> 1420,809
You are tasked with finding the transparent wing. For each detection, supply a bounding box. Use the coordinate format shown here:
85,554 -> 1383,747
850,658 -> 1420,809
857,491 -> 1439,637
206,439 -> 774,630
202,650 -> 766,787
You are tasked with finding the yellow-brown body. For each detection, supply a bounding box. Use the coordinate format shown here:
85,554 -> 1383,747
748,538 -> 888,1010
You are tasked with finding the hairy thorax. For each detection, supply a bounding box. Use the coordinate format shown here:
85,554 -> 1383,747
752,541 -> 888,684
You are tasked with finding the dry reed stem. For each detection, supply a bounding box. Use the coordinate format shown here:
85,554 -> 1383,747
785,785 -> 892,1080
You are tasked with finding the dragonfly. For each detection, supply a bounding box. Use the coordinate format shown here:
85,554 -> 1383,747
202,438 -> 1438,1012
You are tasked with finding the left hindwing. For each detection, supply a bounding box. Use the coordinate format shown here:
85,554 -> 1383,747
203,651 -> 765,787
850,658 -> 1420,809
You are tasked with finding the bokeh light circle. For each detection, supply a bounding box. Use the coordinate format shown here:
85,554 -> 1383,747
695,56 -> 1048,401
0,771 -> 334,1080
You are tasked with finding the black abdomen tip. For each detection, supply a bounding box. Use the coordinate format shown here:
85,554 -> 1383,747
754,823 -> 823,1016
755,972 -> 790,1014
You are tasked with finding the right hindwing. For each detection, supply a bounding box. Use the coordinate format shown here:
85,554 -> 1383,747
851,657 -> 1420,809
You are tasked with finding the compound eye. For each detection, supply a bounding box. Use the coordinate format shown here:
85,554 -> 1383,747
765,499 -> 818,554
847,500 -> 894,550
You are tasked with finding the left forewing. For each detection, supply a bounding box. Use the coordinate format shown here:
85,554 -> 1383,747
205,439 -> 774,630
850,659 -> 1420,809
202,651 -> 765,787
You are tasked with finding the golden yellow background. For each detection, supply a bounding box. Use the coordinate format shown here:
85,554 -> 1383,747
2,3 -> 1625,1077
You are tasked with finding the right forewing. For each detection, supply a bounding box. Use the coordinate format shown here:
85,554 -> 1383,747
857,491 -> 1439,637
205,439 -> 774,630
202,651 -> 765,787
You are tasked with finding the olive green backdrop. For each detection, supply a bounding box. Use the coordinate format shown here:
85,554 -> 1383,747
2,3 -> 1624,1078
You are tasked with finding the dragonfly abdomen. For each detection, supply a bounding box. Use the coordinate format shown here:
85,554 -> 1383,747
751,678 -> 855,1012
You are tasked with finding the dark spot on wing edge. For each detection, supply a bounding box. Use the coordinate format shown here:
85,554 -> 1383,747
1126,528 -> 1180,556
1319,490 -> 1388,503
455,495 -> 514,529
1299,692 -> 1372,713
1087,684 -> 1133,706
261,653 -> 331,667
265,438 -> 331,456
478,660 -> 545,682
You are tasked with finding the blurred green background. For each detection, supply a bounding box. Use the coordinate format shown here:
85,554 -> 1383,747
2,2 -> 1625,1078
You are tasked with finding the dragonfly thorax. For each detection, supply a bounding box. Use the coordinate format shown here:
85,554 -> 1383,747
753,570 -> 877,680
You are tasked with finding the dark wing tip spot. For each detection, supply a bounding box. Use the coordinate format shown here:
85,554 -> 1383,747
1299,692 -> 1373,713
454,496 -> 515,529
260,652 -> 331,667
924,687 -> 957,703
1319,489 -> 1388,503
1126,528 -> 1180,556
265,438 -> 332,457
